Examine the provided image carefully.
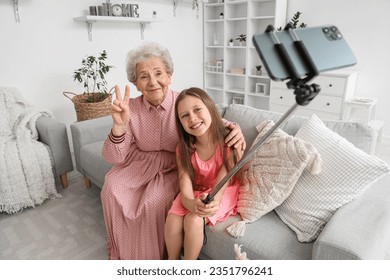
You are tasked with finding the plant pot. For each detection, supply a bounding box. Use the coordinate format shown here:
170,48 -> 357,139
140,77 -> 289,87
63,92 -> 112,122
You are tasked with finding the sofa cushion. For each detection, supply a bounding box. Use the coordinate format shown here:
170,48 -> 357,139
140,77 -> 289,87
223,104 -> 283,147
275,114 -> 390,242
226,120 -> 322,237
313,174 -> 390,259
80,141 -> 113,187
222,104 -> 377,154
200,212 -> 313,260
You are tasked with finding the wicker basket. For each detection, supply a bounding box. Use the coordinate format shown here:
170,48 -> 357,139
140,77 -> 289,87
63,92 -> 112,122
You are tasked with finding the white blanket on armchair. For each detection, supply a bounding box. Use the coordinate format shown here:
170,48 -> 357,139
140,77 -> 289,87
0,86 -> 60,214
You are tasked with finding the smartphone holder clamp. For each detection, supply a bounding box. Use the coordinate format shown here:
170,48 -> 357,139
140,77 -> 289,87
202,24 -> 322,204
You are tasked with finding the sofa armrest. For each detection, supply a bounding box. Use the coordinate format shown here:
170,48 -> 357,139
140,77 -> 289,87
70,115 -> 112,175
313,174 -> 390,259
36,116 -> 73,177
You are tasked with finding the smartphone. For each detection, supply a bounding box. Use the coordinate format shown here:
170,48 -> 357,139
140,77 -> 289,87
252,25 -> 357,81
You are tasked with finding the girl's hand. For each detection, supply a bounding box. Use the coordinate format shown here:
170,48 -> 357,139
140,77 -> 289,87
111,85 -> 131,136
196,193 -> 220,218
184,197 -> 205,215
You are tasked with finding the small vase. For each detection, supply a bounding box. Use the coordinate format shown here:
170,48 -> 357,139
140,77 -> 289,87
213,33 -> 219,46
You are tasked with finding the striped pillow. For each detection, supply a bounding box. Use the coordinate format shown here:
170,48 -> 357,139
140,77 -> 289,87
275,114 -> 390,242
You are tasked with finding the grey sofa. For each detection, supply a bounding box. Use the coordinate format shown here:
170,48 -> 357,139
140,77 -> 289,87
70,104 -> 390,259
36,116 -> 74,188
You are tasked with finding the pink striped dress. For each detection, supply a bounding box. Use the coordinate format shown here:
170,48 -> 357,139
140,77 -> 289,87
101,89 -> 180,260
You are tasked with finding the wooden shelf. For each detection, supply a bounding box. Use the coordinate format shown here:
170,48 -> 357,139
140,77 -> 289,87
73,16 -> 161,41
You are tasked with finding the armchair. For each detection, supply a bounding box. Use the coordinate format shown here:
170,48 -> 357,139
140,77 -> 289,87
36,116 -> 74,187
1,85 -> 74,213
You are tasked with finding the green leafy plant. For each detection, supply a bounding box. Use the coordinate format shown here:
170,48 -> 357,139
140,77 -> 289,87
290,11 -> 307,28
192,0 -> 199,18
255,65 -> 262,71
235,34 -> 247,42
72,50 -> 114,103
277,11 -> 307,31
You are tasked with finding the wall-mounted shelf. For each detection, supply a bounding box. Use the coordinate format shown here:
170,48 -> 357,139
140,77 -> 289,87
73,16 -> 161,41
167,0 -> 208,17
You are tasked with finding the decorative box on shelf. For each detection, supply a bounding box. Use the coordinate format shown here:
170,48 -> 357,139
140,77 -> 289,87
205,60 -> 224,73
229,68 -> 245,75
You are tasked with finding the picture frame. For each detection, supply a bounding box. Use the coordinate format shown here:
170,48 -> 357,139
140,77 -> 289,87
255,82 -> 267,95
232,96 -> 244,104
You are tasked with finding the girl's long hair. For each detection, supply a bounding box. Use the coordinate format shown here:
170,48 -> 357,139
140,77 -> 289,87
175,87 -> 241,189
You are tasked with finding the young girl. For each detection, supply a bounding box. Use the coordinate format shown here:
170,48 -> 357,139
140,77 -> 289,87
164,87 -> 244,260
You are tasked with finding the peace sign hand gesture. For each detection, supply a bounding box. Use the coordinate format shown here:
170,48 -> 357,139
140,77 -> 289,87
111,85 -> 131,136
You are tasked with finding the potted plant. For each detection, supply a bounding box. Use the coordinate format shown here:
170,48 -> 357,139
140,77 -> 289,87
63,50 -> 114,122
228,38 -> 234,47
219,12 -> 224,19
277,11 -> 307,30
289,11 -> 307,28
235,34 -> 247,46
255,65 -> 262,76
192,0 -> 199,18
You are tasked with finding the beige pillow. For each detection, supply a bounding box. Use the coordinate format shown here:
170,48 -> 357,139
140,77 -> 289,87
227,120 -> 322,237
275,115 -> 390,242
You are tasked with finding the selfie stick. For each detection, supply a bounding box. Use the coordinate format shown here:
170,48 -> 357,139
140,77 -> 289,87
203,24 -> 321,204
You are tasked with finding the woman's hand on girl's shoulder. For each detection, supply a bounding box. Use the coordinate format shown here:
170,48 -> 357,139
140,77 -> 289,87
225,122 -> 246,151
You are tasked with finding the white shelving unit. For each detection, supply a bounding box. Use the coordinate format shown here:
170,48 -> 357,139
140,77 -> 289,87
74,16 -> 160,41
203,0 -> 287,109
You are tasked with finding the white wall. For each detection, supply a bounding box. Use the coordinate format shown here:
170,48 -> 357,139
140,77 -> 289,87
287,0 -> 390,136
0,0 -> 203,135
1,0 -> 390,137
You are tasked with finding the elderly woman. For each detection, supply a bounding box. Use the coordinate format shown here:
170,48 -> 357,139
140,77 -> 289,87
101,42 -> 245,260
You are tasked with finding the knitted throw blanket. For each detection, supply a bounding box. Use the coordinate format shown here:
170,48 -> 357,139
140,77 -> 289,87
0,86 -> 60,214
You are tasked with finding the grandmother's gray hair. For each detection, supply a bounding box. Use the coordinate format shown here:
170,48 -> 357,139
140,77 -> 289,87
125,41 -> 174,84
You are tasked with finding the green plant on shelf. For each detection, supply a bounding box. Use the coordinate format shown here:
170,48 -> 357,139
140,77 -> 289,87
277,11 -> 307,31
235,34 -> 247,43
192,0 -> 200,18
